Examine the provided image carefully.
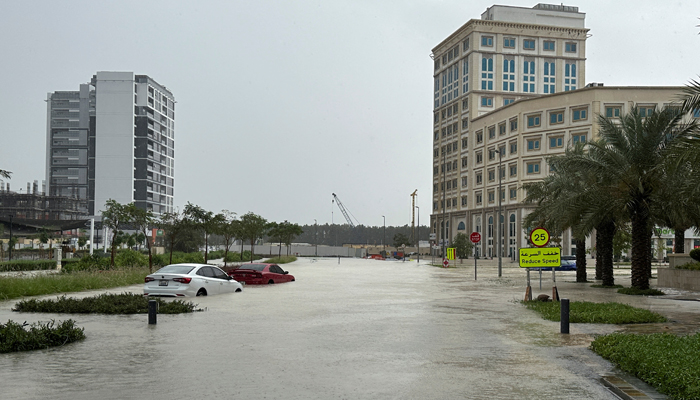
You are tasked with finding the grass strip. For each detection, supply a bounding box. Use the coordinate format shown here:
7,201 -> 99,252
591,333 -> 700,400
0,268 -> 149,301
617,287 -> 665,296
13,293 -> 198,314
590,284 -> 623,288
266,256 -> 297,264
523,301 -> 666,324
0,319 -> 85,353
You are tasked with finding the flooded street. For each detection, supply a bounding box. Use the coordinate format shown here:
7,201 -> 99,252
1,257 -> 693,399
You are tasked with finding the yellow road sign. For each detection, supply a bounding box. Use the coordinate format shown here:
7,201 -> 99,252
446,248 -> 456,260
530,227 -> 550,247
519,248 -> 560,268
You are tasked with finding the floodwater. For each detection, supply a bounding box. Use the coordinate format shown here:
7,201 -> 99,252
1,257 -> 692,399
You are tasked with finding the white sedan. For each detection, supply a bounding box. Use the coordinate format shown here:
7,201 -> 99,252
144,263 -> 243,297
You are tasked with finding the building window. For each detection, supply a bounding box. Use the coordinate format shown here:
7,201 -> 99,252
488,169 -> 495,182
461,197 -> 467,206
488,126 -> 495,139
509,188 -> 517,199
572,107 -> 587,121
481,36 -> 493,47
481,96 -> 493,107
481,56 -> 494,90
462,99 -> 468,110
572,134 -> 587,144
462,119 -> 469,129
476,192 -> 483,205
476,152 -> 483,164
509,164 -> 517,176
550,111 -> 564,125
639,105 -> 655,117
523,39 -> 535,50
527,138 -> 540,150
462,177 -> 468,187
543,61 -> 555,94
504,98 -> 515,106
462,138 -> 468,149
503,57 -> 515,92
462,59 -> 469,94
509,118 -> 518,132
565,42 -> 577,53
447,180 -> 451,190
476,172 -> 483,184
476,131 -> 483,144
527,114 -> 541,128
527,162 -> 541,174
549,136 -> 563,148
565,62 -> 577,91
488,150 -> 495,161
605,106 -> 622,118
543,41 -> 555,51
509,142 -> 517,154
498,123 -> 506,135
462,38 -> 469,51
504,37 -> 515,48
434,166 -> 438,175
487,191 -> 495,203
434,149 -> 439,157
523,60 -> 535,93
462,157 -> 468,167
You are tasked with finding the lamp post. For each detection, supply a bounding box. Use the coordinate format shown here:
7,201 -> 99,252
491,147 -> 504,277
416,206 -> 420,263
8,214 -> 13,261
382,215 -> 386,256
314,219 -> 318,256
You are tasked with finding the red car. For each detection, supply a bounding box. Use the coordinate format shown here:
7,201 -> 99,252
229,263 -> 295,285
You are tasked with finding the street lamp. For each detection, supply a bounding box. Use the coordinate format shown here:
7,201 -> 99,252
416,206 -> 420,263
490,147 -> 504,277
382,215 -> 386,256
314,219 -> 318,256
8,214 -> 13,261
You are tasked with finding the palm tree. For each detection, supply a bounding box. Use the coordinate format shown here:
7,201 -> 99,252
0,170 -> 10,179
560,108 -> 696,290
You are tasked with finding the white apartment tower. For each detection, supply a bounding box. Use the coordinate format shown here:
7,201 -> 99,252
431,4 -> 588,255
46,71 -> 175,216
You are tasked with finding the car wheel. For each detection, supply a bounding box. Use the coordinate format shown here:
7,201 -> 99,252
235,288 -> 242,292
268,280 -> 274,284
196,289 -> 207,296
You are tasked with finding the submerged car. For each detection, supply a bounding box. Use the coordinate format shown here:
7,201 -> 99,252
531,255 -> 577,271
144,263 -> 243,297
229,263 -> 295,285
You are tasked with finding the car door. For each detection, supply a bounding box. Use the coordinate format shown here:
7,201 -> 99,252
199,267 -> 218,295
269,264 -> 290,282
211,266 -> 235,293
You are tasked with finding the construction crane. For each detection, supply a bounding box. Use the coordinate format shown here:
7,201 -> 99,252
410,190 -> 417,242
332,193 -> 359,228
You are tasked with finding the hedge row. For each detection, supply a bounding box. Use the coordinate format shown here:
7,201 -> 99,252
0,260 -> 57,272
0,319 -> 85,353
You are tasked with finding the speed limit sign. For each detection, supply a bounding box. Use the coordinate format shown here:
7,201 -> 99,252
530,227 -> 550,247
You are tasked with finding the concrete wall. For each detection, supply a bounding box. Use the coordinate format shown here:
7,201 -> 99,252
231,244 -> 366,258
658,268 -> 700,291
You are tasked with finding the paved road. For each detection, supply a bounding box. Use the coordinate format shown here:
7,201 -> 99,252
1,257 -> 695,399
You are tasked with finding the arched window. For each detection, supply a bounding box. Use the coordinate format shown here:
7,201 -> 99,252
457,221 -> 466,230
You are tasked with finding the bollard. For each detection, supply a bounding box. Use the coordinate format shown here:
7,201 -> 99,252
560,298 -> 569,334
148,299 -> 157,325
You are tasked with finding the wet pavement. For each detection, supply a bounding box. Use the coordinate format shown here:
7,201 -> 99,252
1,257 -> 698,399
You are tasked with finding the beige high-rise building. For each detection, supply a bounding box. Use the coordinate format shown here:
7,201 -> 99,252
429,4 -> 685,259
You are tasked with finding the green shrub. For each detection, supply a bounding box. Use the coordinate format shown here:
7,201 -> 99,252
689,248 -> 700,262
0,260 -> 57,272
207,250 -> 225,260
617,287 -> 665,296
0,319 -> 85,353
591,332 -> 700,400
115,249 -> 148,268
61,254 -> 111,273
676,261 -> 700,271
266,256 -> 297,264
590,284 -> 623,288
524,301 -> 666,324
13,293 -> 198,314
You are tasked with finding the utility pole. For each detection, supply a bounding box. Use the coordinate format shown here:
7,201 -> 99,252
382,215 -> 386,256
314,219 -> 318,256
8,214 -> 13,261
416,206 -> 420,263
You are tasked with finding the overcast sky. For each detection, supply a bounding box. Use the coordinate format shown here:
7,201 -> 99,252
1,0 -> 699,227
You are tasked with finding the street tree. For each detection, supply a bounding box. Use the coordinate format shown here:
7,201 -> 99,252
102,199 -> 133,267
451,233 -> 474,262
130,205 -> 156,272
239,212 -> 268,262
158,210 -> 187,265
214,210 -> 238,267
183,203 -> 222,263
392,233 -> 411,248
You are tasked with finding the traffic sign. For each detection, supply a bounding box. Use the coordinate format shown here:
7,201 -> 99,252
446,248 -> 456,260
442,258 -> 450,268
470,232 -> 481,243
519,247 -> 560,268
530,227 -> 550,247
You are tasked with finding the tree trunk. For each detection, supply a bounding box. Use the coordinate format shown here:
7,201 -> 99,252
598,220 -> 616,287
204,233 -> 209,263
223,239 -> 230,267
674,227 -> 686,254
595,234 -> 602,280
630,210 -> 650,290
278,241 -> 282,258
250,239 -> 255,263
575,237 -> 587,283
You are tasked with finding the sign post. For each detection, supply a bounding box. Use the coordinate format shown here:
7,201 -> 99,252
520,227 -> 561,301
470,232 -> 481,280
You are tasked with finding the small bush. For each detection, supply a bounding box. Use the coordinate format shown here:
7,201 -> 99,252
524,301 -> 666,324
0,319 -> 85,353
0,260 -> 56,272
591,332 -> 700,400
689,248 -> 700,262
266,256 -> 297,264
617,287 -> 665,296
61,254 -> 111,273
13,293 -> 198,314
115,249 -> 148,268
676,261 -> 700,271
207,250 -> 225,260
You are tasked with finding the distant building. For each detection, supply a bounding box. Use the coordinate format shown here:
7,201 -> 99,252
46,72 -> 175,216
429,4 -> 692,257
0,185 -> 88,235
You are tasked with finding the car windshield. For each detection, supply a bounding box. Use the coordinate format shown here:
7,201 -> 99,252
155,265 -> 196,275
239,264 -> 266,271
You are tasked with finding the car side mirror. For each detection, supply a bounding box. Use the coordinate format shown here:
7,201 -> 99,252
283,271 -> 288,275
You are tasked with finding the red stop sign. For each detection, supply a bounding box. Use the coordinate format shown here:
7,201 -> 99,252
470,232 -> 481,243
